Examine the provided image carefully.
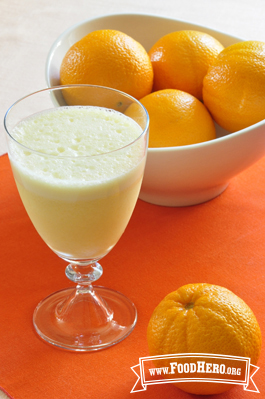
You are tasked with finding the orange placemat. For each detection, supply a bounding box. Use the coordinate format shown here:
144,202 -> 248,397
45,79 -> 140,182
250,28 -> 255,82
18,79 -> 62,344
0,152 -> 264,399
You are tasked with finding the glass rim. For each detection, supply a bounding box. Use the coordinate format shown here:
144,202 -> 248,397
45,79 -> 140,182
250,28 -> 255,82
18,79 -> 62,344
4,84 -> 149,159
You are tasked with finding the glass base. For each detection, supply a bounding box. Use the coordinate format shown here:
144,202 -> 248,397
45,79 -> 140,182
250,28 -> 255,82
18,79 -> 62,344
33,286 -> 137,351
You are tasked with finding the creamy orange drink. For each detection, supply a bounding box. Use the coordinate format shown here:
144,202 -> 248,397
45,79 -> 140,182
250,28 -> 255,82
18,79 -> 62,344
9,106 -> 145,261
5,85 -> 148,352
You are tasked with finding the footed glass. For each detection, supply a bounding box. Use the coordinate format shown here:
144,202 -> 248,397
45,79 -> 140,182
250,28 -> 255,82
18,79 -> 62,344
4,85 -> 149,351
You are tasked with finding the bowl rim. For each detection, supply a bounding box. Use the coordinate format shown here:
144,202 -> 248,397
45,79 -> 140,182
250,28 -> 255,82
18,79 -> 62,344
46,12 -> 244,46
147,118 -> 265,153
45,12 -> 265,153
45,12 -> 244,82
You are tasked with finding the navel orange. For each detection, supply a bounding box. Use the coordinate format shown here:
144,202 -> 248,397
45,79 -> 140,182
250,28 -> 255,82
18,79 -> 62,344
148,30 -> 224,100
203,40 -> 265,132
147,283 -> 262,395
60,29 -> 153,101
139,89 -> 216,147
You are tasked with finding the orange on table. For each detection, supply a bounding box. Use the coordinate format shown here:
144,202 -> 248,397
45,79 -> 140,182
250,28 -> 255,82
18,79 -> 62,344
203,40 -> 265,132
139,89 -> 216,147
60,29 -> 153,101
147,283 -> 262,395
148,30 -> 224,100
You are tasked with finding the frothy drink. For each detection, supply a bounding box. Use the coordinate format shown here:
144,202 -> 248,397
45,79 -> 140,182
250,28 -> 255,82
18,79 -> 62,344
10,106 -> 145,260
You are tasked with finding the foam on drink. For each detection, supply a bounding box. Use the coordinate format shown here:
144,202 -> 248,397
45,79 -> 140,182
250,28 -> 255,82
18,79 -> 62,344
11,106 -> 144,187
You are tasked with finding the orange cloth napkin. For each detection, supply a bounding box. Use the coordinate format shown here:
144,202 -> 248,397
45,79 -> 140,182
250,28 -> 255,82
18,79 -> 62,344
0,152 -> 264,399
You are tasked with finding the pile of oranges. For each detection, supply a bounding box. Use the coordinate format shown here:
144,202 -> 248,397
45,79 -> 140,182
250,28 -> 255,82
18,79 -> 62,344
60,29 -> 265,148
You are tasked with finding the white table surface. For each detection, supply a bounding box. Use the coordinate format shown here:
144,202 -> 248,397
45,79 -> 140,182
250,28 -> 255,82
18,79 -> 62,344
1,0 -> 265,398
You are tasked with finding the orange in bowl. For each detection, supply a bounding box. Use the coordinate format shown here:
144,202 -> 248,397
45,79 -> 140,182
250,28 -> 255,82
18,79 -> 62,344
139,89 -> 216,148
203,40 -> 265,132
60,29 -> 153,101
148,30 -> 224,100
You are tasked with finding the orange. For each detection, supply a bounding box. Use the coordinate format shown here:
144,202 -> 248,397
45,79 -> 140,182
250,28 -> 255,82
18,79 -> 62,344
203,40 -> 265,132
148,30 -> 224,100
60,29 -> 153,101
147,283 -> 262,395
139,89 -> 216,147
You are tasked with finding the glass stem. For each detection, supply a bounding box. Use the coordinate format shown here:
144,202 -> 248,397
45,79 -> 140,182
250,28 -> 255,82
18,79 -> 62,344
55,262 -> 114,330
65,261 -> 103,284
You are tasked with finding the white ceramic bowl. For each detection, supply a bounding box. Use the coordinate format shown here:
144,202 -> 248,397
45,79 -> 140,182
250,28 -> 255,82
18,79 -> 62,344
46,13 -> 265,206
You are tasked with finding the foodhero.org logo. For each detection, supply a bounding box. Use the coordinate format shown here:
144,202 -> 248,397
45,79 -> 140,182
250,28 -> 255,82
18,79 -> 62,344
131,353 -> 260,393
150,359 -> 242,377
